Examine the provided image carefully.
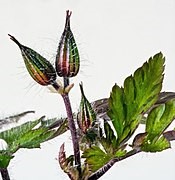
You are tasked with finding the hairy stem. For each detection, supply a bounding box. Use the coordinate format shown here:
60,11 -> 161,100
62,93 -> 81,174
88,149 -> 140,180
0,168 -> 10,180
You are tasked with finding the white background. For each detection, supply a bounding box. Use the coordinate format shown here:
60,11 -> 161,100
0,0 -> 175,179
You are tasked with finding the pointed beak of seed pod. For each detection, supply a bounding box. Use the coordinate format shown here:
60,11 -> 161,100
55,10 -> 80,78
8,34 -> 58,88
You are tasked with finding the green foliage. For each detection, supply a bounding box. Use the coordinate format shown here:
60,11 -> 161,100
100,122 -> 118,154
0,117 -> 65,168
108,52 -> 165,145
143,136 -> 170,152
82,146 -> 111,172
0,153 -> 14,168
142,99 -> 175,152
82,122 -> 127,174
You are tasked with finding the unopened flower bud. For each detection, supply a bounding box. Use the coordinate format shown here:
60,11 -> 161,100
55,10 -> 80,78
9,34 -> 57,87
77,83 -> 96,133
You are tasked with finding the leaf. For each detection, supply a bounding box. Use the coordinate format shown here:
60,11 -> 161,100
82,146 -> 111,172
0,153 -> 14,168
108,52 -> 165,144
0,117 -> 56,169
58,143 -> 79,180
48,118 -> 68,138
18,128 -> 55,149
142,99 -> 175,152
0,111 -> 35,128
146,99 -> 175,139
115,148 -> 127,157
0,119 -> 41,146
108,85 -> 125,140
100,122 -> 118,154
142,136 -> 170,152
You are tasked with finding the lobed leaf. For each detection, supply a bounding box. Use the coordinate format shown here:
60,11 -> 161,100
0,119 -> 40,145
142,99 -> 175,152
82,146 -> 111,172
108,52 -> 165,145
146,99 -> 175,139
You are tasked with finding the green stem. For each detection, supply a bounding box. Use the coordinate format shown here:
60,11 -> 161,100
0,168 -> 10,180
62,93 -> 81,174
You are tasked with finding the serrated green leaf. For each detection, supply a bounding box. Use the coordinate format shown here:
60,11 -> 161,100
0,119 -> 40,145
142,99 -> 175,152
82,146 -> 111,172
0,118 -> 56,154
108,53 -> 165,145
108,85 -> 125,140
18,128 -> 55,149
146,99 -> 175,140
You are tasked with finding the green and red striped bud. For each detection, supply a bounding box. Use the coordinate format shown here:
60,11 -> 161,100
9,34 -> 58,87
77,83 -> 96,133
55,10 -> 80,78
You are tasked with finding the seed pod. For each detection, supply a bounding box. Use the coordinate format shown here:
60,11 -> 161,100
9,34 -> 57,86
55,10 -> 80,78
77,83 -> 96,133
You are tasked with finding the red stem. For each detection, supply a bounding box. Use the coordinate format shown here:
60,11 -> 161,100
0,168 -> 10,180
62,93 -> 81,174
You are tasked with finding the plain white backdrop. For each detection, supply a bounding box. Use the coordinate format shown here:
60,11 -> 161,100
0,0 -> 175,179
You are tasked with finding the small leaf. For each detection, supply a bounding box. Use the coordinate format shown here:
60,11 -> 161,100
115,149 -> 127,157
146,99 -> 175,140
82,146 -> 111,172
100,122 -> 118,154
132,133 -> 147,149
58,143 -> 79,180
142,136 -> 170,152
51,118 -> 68,138
142,99 -> 175,152
0,111 -> 35,128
